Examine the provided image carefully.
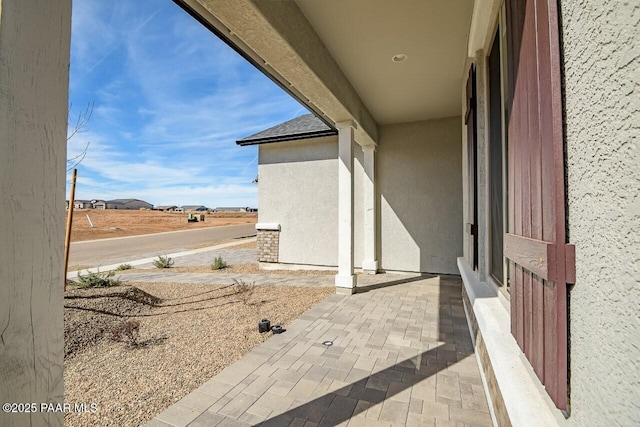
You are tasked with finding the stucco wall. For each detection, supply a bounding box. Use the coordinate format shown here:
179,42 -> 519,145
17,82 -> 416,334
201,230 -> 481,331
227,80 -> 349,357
258,137 -> 342,267
378,117 -> 463,274
561,1 -> 640,424
0,1 -> 70,426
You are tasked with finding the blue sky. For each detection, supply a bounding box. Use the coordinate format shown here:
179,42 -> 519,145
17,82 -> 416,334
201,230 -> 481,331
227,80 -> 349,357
67,0 -> 307,208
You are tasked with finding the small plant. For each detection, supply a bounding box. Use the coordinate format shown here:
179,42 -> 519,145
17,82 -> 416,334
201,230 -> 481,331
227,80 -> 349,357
233,278 -> 255,305
153,255 -> 174,269
116,263 -> 132,271
74,269 -> 120,288
110,319 -> 141,347
211,256 -> 228,270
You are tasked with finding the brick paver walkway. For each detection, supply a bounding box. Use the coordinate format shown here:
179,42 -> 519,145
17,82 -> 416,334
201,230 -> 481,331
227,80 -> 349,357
146,274 -> 493,427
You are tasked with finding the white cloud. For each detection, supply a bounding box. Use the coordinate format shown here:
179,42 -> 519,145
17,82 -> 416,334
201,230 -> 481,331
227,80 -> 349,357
72,180 -> 258,208
67,0 -> 306,208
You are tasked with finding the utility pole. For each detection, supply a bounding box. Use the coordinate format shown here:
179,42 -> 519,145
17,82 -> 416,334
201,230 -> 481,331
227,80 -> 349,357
64,168 -> 77,291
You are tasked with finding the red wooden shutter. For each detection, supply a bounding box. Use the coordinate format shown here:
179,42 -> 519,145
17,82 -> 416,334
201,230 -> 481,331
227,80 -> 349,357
505,0 -> 575,410
465,65 -> 479,270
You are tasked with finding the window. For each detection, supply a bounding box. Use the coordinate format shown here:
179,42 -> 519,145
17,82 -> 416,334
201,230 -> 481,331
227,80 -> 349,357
487,11 -> 509,292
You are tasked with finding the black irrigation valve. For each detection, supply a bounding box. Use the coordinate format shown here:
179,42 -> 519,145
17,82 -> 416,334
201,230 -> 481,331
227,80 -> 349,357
258,319 -> 270,333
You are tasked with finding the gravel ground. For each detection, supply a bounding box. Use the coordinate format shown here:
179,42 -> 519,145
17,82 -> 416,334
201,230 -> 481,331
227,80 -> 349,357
128,263 -> 336,276
63,281 -> 333,427
71,210 -> 256,242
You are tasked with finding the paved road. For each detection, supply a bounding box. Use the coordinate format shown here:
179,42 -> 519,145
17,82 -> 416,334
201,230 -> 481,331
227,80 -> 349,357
69,223 -> 256,267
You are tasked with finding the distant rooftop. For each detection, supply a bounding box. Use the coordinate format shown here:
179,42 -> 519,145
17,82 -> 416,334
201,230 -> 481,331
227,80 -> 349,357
181,205 -> 208,210
236,114 -> 337,146
107,198 -> 148,204
215,207 -> 252,211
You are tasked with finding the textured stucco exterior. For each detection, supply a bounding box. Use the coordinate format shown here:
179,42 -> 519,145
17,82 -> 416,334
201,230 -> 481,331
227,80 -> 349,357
378,117 -> 463,275
561,1 -> 640,424
0,1 -> 70,426
258,121 -> 463,275
459,1 -> 640,424
258,137 -> 341,267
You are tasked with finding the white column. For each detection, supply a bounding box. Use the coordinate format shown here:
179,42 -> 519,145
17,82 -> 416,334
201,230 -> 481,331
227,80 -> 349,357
335,121 -> 357,293
362,145 -> 378,273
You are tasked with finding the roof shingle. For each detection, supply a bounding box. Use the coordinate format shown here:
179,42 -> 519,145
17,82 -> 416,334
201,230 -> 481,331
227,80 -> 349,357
236,114 -> 336,146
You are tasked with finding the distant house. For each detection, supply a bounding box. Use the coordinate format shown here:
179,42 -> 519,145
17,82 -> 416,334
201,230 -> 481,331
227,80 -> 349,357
73,200 -> 91,209
91,200 -> 106,209
180,205 -> 208,212
214,207 -> 256,213
156,205 -> 178,212
105,199 -> 153,210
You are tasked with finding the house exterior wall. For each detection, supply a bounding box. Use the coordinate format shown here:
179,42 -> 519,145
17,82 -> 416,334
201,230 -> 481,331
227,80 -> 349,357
258,136 -> 342,267
561,1 -> 640,424
0,1 -> 70,426
460,1 -> 640,425
258,123 -> 461,275
378,117 -> 463,275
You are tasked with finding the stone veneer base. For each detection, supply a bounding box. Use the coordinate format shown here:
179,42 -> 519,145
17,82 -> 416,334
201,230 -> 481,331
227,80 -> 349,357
257,229 -> 280,263
462,286 -> 511,427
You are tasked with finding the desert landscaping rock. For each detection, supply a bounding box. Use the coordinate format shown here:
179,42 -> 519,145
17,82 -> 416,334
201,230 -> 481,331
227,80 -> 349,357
63,281 -> 333,427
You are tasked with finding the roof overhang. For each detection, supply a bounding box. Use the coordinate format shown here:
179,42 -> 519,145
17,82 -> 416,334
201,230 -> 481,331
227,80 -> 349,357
237,129 -> 337,146
174,0 -> 377,147
176,0 -> 474,146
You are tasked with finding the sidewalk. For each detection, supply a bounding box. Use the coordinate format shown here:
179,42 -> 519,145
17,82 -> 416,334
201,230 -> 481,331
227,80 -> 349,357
67,238 -> 257,280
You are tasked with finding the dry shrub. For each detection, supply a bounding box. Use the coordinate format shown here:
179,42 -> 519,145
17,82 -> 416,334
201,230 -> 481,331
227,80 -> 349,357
233,278 -> 255,305
110,319 -> 141,347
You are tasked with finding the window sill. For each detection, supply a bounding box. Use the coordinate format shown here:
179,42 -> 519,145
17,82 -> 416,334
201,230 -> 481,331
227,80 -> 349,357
458,257 -> 566,427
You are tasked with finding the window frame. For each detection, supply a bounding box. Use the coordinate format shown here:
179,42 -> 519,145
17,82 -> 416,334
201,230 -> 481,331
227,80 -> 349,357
486,5 -> 510,297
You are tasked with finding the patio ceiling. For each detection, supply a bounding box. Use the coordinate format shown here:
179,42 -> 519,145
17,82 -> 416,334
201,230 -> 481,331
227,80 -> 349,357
295,0 -> 473,125
178,0 -> 473,144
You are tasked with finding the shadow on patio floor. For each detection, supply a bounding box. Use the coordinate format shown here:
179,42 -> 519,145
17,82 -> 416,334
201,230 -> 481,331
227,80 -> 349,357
149,274 -> 493,427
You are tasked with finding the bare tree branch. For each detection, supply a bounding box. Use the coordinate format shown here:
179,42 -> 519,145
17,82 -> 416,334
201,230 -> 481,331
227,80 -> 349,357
67,100 -> 94,141
67,100 -> 94,172
66,141 -> 90,172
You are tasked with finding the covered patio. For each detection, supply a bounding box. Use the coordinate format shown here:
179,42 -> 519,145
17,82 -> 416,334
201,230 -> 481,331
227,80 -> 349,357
148,274 -> 492,426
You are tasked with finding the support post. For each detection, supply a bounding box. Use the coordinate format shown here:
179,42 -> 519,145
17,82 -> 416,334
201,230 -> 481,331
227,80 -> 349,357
362,145 -> 378,273
335,121 -> 357,294
0,0 -> 71,424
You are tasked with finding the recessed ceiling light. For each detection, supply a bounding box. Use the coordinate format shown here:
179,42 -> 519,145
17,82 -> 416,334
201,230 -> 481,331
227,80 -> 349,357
392,54 -> 408,63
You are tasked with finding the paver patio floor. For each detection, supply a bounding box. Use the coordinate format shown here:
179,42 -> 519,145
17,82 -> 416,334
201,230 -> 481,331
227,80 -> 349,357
147,274 -> 493,427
